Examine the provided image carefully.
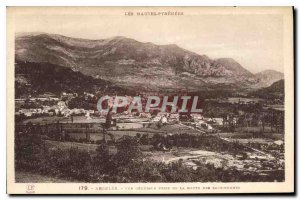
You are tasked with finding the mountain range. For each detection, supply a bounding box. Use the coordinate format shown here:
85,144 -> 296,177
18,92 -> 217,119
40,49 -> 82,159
15,32 -> 284,93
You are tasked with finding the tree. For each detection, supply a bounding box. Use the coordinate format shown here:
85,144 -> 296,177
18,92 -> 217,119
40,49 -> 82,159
93,143 -> 112,173
15,134 -> 43,171
115,136 -> 141,166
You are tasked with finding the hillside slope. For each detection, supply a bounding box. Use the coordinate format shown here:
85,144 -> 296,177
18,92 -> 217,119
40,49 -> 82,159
249,79 -> 284,99
15,61 -> 127,98
15,33 -> 282,92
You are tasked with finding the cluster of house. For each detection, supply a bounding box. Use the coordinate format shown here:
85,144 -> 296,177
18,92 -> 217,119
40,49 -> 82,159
16,100 -> 95,118
16,107 -> 54,117
128,111 -> 226,132
208,97 -> 263,105
15,92 -> 94,118
15,92 -> 61,104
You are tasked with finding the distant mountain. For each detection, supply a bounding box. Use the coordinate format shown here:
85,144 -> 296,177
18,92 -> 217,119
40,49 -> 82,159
250,79 -> 284,99
15,33 -> 282,92
254,70 -> 284,87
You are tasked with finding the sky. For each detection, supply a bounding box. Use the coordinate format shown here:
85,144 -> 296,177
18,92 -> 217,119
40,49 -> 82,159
12,8 -> 285,73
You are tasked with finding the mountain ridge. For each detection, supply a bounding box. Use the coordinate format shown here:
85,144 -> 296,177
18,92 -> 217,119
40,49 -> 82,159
15,32 -> 283,92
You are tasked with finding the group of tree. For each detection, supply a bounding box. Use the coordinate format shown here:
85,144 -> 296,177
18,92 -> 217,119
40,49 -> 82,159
15,133 -> 284,183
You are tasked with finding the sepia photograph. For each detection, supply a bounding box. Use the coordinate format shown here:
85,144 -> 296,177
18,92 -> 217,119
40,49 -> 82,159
6,6 -> 294,194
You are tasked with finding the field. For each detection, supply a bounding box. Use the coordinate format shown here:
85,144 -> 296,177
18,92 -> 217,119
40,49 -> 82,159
21,115 -> 105,125
44,140 -> 118,155
213,132 -> 284,140
15,171 -> 77,183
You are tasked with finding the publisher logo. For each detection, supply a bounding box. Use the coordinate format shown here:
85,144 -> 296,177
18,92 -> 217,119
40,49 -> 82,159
26,184 -> 35,194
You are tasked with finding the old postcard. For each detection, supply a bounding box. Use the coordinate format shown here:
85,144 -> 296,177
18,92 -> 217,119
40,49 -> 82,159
6,7 -> 294,194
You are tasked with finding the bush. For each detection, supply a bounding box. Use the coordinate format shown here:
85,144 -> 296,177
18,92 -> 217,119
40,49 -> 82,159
114,136 -> 141,166
15,134 -> 43,171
